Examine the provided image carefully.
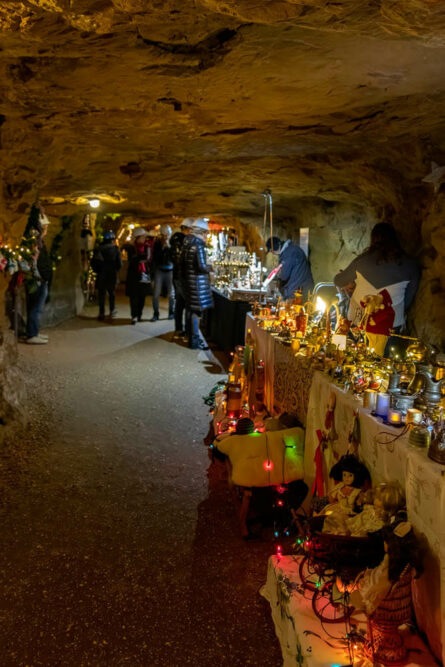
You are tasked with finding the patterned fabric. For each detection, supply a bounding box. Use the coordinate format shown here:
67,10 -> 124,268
273,343 -> 318,425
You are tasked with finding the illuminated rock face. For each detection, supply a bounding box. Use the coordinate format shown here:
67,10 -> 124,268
0,1 -> 444,341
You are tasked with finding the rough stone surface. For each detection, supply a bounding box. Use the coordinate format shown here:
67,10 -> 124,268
0,297 -> 282,666
41,214 -> 85,327
0,1 -> 444,340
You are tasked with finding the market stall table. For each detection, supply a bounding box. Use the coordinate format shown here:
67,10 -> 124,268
304,370 -> 445,664
204,288 -> 251,350
245,320 -> 445,663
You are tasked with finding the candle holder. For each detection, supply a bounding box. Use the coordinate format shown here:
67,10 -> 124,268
376,392 -> 390,419
386,408 -> 404,427
406,408 -> 422,425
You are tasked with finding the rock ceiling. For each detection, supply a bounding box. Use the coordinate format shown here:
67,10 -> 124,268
1,0 -> 445,227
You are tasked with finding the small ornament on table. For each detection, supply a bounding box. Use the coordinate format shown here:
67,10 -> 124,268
406,408 -> 422,424
363,389 -> 378,411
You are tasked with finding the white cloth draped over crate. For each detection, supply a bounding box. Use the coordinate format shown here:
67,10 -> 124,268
244,317 -> 445,663
260,555 -> 435,667
304,371 -> 445,664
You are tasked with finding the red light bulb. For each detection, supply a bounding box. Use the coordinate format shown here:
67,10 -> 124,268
263,460 -> 274,471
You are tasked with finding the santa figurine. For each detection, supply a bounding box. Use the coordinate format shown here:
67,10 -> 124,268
360,289 -> 395,356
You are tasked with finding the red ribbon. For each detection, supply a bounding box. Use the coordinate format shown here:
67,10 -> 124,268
311,429 -> 325,497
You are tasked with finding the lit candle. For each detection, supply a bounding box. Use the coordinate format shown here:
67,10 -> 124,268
363,389 -> 378,411
388,408 -> 402,424
376,392 -> 390,418
406,408 -> 422,425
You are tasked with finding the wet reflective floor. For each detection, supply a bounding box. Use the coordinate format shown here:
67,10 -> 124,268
0,297 -> 281,666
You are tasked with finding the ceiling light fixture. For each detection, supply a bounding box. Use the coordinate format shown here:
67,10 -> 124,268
89,199 -> 100,209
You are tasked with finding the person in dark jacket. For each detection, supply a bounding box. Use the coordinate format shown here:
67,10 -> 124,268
170,217 -> 194,336
125,228 -> 151,324
92,231 -> 122,321
25,213 -> 53,344
278,239 -> 314,301
181,218 -> 213,350
150,224 -> 174,322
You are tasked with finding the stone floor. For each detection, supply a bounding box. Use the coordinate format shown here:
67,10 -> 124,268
0,295 -> 282,666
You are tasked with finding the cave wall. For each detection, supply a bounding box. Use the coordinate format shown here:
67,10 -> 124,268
269,199 -> 377,285
410,192 -> 445,348
0,212 -> 26,432
41,214 -> 84,328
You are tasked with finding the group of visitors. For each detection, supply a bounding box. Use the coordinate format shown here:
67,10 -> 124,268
26,215 -> 419,348
93,217 -> 213,350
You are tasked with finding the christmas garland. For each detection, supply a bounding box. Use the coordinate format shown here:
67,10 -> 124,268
0,208 -> 75,290
0,236 -> 38,278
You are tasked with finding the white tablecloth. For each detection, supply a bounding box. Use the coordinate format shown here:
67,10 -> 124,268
261,555 -> 435,667
304,371 -> 445,664
246,319 -> 445,663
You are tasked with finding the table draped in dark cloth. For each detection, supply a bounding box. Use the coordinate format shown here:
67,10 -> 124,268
203,288 -> 251,350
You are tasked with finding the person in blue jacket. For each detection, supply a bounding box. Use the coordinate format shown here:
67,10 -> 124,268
278,239 -> 314,301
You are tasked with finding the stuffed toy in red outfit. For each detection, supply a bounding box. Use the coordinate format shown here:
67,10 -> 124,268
360,289 -> 395,356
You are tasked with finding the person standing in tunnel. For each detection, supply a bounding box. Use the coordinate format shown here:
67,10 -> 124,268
25,212 -> 52,344
150,224 -> 174,322
170,217 -> 194,337
92,231 -> 122,321
181,218 -> 213,350
125,228 -> 151,324
278,238 -> 314,301
334,222 -> 420,331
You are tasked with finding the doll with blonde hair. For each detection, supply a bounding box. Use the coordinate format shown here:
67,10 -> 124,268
346,482 -> 405,537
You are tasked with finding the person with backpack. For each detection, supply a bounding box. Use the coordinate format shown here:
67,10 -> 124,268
92,231 -> 122,321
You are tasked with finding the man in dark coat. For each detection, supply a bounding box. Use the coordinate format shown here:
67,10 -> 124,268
278,239 -> 314,301
181,218 -> 213,350
170,217 -> 194,336
92,230 -> 122,320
